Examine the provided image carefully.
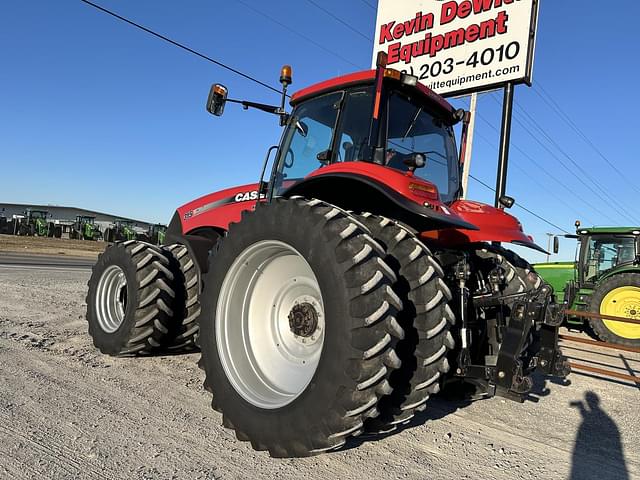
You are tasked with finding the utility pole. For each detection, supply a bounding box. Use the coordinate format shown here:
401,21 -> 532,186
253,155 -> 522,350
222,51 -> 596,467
546,233 -> 554,262
461,92 -> 477,199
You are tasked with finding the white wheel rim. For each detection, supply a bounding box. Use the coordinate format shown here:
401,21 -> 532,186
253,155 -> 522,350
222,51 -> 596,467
216,240 -> 325,409
95,265 -> 128,333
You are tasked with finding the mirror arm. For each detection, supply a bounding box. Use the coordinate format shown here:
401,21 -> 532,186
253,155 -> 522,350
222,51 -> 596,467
227,98 -> 280,114
227,98 -> 289,125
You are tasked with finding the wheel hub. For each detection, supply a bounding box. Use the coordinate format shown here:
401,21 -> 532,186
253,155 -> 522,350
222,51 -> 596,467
288,302 -> 319,337
601,286 -> 640,339
95,265 -> 127,333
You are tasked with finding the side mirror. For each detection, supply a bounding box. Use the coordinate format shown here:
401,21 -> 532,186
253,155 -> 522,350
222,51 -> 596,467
206,84 -> 228,116
499,195 -> 515,209
553,236 -> 560,254
403,153 -> 426,172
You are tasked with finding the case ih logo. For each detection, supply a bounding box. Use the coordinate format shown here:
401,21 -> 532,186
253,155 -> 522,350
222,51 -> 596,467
234,191 -> 265,202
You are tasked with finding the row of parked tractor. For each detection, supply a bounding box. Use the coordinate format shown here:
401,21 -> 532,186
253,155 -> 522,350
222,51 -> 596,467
0,208 -> 167,245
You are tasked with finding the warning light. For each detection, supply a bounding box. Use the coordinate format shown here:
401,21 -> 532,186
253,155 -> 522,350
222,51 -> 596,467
383,68 -> 401,80
280,65 -> 292,86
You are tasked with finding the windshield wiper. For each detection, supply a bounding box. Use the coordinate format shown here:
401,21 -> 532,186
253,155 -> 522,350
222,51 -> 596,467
402,107 -> 422,140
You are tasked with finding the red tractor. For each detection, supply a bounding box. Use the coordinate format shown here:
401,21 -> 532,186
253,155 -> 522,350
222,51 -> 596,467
86,56 -> 569,457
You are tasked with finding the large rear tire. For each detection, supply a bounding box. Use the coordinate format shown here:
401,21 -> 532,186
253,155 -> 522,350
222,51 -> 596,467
589,273 -> 640,347
359,213 -> 454,432
86,241 -> 176,355
198,198 -> 404,457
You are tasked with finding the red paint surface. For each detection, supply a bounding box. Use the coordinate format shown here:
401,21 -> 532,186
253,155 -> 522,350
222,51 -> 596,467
290,69 -> 454,113
290,71 -> 374,105
308,161 -> 443,204
426,200 -> 538,247
177,183 -> 258,234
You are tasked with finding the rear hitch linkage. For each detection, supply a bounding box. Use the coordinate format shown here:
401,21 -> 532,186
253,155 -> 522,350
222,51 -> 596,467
456,280 -> 570,402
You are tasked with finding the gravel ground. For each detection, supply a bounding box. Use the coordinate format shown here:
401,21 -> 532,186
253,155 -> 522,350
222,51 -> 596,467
0,266 -> 638,480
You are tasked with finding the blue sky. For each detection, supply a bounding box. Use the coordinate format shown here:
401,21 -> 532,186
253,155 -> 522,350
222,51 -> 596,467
1,0 -> 638,263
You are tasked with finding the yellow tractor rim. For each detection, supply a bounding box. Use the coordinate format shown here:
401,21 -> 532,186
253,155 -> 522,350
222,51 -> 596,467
600,286 -> 640,339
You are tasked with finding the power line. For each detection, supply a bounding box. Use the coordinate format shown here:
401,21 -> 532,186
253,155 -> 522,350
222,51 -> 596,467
358,0 -> 377,10
474,108 -> 621,222
468,174 -> 570,234
302,0 -> 372,42
534,83 -> 640,198
486,93 -> 638,224
236,0 -> 362,70
473,129 -> 596,225
77,0 -> 283,95
508,98 -> 638,223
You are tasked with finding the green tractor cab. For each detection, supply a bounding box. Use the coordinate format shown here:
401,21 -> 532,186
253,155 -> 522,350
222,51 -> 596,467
16,209 -> 57,237
70,215 -> 102,241
536,225 -> 640,346
103,219 -> 138,243
139,223 -> 167,246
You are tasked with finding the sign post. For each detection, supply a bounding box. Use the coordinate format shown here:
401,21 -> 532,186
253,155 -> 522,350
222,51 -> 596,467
372,0 -> 540,207
496,82 -> 514,207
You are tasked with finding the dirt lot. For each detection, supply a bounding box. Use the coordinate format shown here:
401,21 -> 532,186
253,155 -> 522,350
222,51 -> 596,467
0,264 -> 638,480
0,234 -> 103,258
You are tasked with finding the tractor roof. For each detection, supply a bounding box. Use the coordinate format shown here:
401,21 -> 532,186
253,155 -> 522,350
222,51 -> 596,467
578,227 -> 640,235
290,69 -> 453,114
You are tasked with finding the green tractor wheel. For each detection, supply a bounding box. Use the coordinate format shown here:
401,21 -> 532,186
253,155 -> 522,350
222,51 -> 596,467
589,273 -> 640,347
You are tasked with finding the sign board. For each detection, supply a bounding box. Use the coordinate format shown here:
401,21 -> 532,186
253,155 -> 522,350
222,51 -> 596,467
372,0 -> 539,97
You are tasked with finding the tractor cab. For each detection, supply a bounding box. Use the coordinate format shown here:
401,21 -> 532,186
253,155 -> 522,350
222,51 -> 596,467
270,69 -> 460,205
26,209 -> 49,220
145,223 -> 167,245
203,55 -> 540,250
575,227 -> 640,285
77,215 -> 96,225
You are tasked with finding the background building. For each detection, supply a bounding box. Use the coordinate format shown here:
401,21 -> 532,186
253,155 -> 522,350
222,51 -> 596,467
0,203 -> 152,233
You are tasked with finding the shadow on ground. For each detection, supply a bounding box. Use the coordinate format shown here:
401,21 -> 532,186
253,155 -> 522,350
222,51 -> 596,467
569,391 -> 628,480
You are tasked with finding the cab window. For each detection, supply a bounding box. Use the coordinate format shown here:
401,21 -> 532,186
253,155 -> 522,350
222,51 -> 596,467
275,92 -> 343,192
585,235 -> 637,281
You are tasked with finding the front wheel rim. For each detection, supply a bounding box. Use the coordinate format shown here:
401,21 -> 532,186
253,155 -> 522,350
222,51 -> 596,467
216,240 -> 325,409
95,265 -> 128,333
600,286 -> 640,339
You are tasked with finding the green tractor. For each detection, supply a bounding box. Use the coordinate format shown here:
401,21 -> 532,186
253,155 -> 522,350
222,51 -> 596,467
16,209 -> 58,237
535,223 -> 640,347
139,223 -> 166,245
103,219 -> 138,243
69,215 -> 102,241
